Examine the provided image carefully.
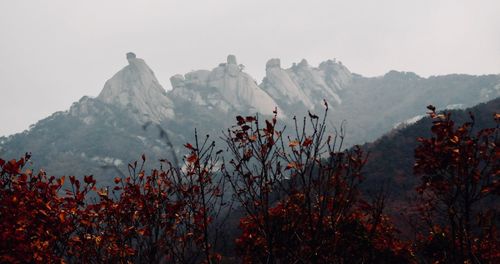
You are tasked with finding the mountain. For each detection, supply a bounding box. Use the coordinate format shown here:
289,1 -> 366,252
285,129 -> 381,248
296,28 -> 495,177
259,57 -> 499,146
0,53 -> 179,185
361,97 -> 499,216
333,71 -> 500,146
0,53 -> 499,181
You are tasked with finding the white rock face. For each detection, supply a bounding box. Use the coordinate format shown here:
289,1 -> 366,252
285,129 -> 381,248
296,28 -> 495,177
261,58 -> 352,110
169,70 -> 233,112
169,55 -> 280,114
444,104 -> 465,110
98,53 -> 174,123
263,58 -> 315,109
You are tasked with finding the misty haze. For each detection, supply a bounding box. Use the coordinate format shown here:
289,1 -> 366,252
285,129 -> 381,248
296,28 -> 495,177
0,1 -> 499,263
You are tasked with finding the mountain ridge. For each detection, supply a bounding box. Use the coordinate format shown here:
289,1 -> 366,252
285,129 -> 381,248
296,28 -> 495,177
1,53 -> 499,181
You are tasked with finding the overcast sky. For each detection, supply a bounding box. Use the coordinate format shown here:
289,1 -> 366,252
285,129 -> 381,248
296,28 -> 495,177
0,0 -> 499,136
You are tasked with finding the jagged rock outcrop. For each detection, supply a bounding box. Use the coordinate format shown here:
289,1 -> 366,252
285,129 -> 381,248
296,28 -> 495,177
169,70 -> 233,112
98,53 -> 174,123
261,58 -> 352,112
169,55 -> 279,114
262,58 -> 315,110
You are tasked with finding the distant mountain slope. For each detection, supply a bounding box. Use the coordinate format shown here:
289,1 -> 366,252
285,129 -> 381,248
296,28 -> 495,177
258,58 -> 499,146
330,71 -> 500,146
0,53 -> 499,182
361,97 -> 499,201
0,96 -> 174,185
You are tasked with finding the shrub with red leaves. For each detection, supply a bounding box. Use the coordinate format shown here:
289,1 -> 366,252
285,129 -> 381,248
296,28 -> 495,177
413,106 -> 500,263
0,153 -> 94,263
224,105 -> 412,263
0,138 -> 226,263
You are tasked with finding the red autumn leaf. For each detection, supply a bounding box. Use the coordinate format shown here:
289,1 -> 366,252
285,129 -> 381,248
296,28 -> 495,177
57,176 -> 65,186
80,219 -> 92,227
236,115 -> 245,125
187,154 -> 198,163
245,116 -> 256,122
303,137 -> 313,147
83,175 -> 94,184
58,213 -> 66,222
265,120 -> 274,134
235,132 -> 246,140
286,162 -> 300,170
96,188 -> 107,197
137,228 -> 148,236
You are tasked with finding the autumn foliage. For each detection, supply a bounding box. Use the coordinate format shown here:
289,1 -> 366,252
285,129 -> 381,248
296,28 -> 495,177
223,106 -> 410,263
412,106 -> 500,263
1,141 -> 225,263
1,104 -> 498,263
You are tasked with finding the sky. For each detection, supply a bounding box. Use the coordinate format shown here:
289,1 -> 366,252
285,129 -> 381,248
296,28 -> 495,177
0,0 -> 499,136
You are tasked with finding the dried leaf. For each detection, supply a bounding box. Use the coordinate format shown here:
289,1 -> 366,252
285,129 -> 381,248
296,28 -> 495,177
289,140 -> 300,147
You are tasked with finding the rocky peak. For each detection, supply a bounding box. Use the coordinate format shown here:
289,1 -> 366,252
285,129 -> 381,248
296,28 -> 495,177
262,58 -> 315,110
97,53 -> 174,123
317,59 -> 352,90
261,58 -> 353,112
168,55 -> 280,115
227,54 -> 237,65
297,59 -> 309,68
266,58 -> 281,70
126,52 -> 137,61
